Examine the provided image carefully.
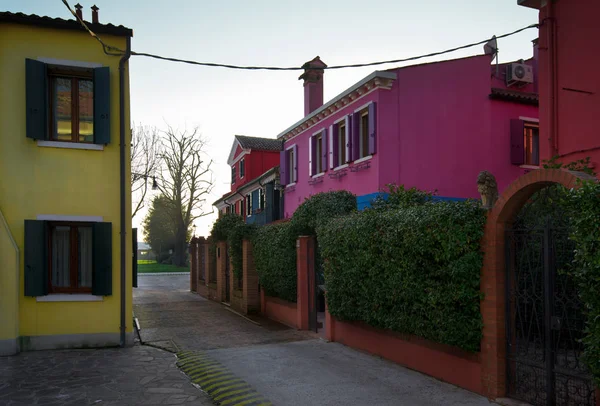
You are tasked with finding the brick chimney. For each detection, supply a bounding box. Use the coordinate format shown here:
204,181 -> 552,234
299,56 -> 327,116
91,5 -> 99,24
74,3 -> 83,20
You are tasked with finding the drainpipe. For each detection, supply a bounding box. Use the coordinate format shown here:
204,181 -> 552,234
119,36 -> 131,348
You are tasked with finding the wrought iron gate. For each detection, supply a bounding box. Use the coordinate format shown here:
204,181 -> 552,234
505,186 -> 596,406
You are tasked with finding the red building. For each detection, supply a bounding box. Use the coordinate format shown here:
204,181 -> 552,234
519,0 -> 600,171
214,135 -> 283,224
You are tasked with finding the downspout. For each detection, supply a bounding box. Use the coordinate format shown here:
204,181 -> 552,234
119,36 -> 132,348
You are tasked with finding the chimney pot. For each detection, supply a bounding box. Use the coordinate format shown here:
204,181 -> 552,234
299,56 -> 327,116
74,3 -> 83,20
91,5 -> 99,24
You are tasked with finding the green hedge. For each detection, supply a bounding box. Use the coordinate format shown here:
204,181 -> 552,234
291,190 -> 356,236
318,200 -> 486,352
227,222 -> 257,279
567,180 -> 600,385
210,213 -> 244,242
253,221 -> 297,302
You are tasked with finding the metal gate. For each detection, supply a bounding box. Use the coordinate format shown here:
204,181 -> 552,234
505,186 -> 596,406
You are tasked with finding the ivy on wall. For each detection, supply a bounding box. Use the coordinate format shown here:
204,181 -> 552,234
318,200 -> 486,352
252,221 -> 298,303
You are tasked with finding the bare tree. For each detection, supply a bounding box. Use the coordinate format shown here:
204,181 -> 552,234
158,126 -> 214,266
131,124 -> 160,218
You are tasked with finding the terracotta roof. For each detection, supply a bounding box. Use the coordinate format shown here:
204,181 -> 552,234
235,135 -> 282,151
489,88 -> 538,106
0,11 -> 133,37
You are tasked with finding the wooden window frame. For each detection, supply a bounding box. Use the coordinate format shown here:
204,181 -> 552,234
359,110 -> 369,159
48,67 -> 94,144
47,221 -> 93,294
338,122 -> 346,167
315,133 -> 323,174
524,123 -> 540,166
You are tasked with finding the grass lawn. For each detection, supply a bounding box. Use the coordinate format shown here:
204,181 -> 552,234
137,260 -> 189,273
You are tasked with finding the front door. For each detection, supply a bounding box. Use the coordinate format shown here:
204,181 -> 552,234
505,185 -> 596,406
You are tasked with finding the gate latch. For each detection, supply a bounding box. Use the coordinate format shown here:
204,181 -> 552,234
551,316 -> 562,330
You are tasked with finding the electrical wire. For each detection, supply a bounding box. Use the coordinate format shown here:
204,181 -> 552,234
62,0 -> 538,71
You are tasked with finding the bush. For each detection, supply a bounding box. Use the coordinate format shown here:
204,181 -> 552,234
568,180 -> 600,385
318,200 -> 486,352
228,222 -> 258,279
253,221 -> 297,302
291,191 -> 356,236
371,184 -> 435,210
210,213 -> 244,241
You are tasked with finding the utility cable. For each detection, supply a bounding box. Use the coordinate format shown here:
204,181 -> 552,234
62,0 -> 538,71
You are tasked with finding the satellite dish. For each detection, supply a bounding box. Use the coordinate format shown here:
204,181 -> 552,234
484,36 -> 498,57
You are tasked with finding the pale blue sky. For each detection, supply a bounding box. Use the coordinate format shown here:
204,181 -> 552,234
6,0 -> 538,237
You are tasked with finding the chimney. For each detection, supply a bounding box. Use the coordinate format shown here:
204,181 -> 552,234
299,56 -> 327,116
91,5 -> 99,24
74,3 -> 83,20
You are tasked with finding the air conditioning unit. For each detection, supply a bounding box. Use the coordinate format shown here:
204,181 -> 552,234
506,63 -> 534,87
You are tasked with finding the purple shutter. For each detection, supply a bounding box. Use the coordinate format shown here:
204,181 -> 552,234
352,112 -> 360,161
368,102 -> 377,155
310,135 -> 317,175
279,150 -> 288,186
292,144 -> 298,182
345,115 -> 352,163
321,129 -> 327,171
510,119 -> 525,165
331,124 -> 338,168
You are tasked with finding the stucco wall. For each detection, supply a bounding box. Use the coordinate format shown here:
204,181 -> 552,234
0,24 -> 132,346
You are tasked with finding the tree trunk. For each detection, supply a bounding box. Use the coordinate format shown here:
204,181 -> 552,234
172,223 -> 187,267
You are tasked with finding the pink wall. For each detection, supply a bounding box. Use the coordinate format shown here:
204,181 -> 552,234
282,94 -> 382,217
393,55 -> 538,199
537,0 -> 600,170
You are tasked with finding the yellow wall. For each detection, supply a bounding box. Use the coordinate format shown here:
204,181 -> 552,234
0,24 -> 132,342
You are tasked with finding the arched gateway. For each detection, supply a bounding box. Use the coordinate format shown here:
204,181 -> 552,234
480,169 -> 598,406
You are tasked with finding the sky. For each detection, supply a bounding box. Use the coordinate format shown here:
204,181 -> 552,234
6,0 -> 539,239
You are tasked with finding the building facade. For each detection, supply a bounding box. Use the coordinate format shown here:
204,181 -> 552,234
519,0 -> 600,171
0,10 -> 134,355
214,135 -> 283,225
279,53 -> 539,216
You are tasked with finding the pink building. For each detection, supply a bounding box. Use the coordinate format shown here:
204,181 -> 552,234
519,0 -> 600,171
279,52 -> 539,217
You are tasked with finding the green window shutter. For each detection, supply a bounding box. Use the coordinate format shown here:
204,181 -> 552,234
92,222 -> 112,296
25,59 -> 48,141
132,227 -> 138,288
93,67 -> 111,145
24,220 -> 48,296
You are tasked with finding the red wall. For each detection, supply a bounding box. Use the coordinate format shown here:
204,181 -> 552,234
260,291 -> 298,329
231,149 -> 280,192
537,0 -> 600,169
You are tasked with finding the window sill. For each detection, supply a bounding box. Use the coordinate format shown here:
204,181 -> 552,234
519,164 -> 540,170
353,155 -> 373,165
311,172 -> 325,178
334,164 -> 349,171
286,183 -> 297,188
37,141 -> 104,151
37,294 -> 104,302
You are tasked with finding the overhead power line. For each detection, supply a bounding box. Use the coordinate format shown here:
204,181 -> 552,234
62,0 -> 538,71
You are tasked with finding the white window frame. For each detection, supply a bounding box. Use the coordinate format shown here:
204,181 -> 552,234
311,130 -> 325,177
245,194 -> 252,217
286,144 -> 297,185
240,158 -> 245,179
359,109 -> 369,160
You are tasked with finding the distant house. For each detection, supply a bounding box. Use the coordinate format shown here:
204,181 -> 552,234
213,135 -> 283,225
137,242 -> 156,261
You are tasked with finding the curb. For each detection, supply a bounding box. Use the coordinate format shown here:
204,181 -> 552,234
176,351 -> 272,406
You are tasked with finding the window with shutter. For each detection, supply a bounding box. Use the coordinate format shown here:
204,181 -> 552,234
279,150 -> 288,186
524,123 -> 539,165
240,159 -> 245,178
25,59 -> 111,145
24,220 -> 48,297
92,222 -> 112,296
338,121 -> 347,166
510,119 -> 526,165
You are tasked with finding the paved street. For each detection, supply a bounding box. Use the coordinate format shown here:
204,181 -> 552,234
134,274 -> 496,406
0,344 -> 212,406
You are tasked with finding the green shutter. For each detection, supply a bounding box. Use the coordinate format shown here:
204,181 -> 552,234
25,59 -> 48,141
132,227 -> 138,288
92,222 -> 112,296
93,67 -> 111,145
24,220 -> 48,296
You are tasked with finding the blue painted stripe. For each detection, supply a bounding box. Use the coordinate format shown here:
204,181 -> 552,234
356,192 -> 468,210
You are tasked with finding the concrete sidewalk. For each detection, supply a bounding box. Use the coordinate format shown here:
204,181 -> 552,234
135,275 -> 495,406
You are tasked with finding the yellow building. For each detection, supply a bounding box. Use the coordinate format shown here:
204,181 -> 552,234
0,9 -> 134,355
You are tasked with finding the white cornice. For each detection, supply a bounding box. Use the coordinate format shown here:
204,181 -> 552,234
276,71 -> 396,142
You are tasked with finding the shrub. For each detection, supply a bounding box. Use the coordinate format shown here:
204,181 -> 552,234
227,222 -> 258,279
210,213 -> 244,242
318,200 -> 486,352
371,184 -> 435,210
252,221 -> 297,302
290,191 -> 356,236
